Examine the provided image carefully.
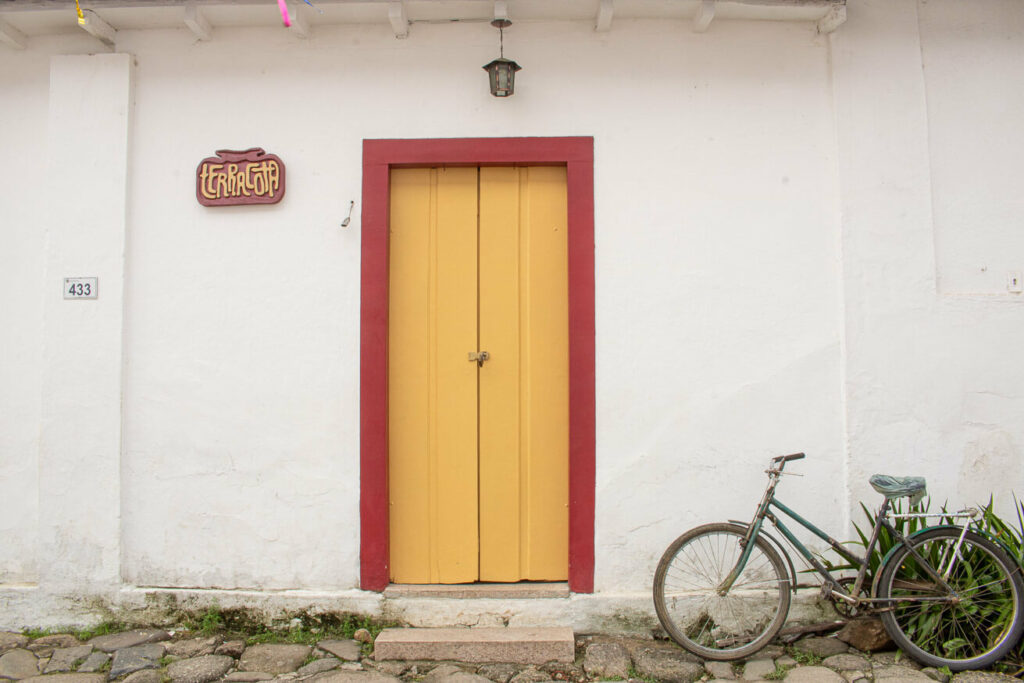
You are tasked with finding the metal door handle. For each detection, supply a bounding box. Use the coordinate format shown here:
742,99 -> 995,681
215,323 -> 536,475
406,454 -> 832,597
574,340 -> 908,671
468,351 -> 490,366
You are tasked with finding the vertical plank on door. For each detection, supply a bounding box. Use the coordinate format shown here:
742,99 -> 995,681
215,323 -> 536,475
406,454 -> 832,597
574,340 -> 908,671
479,166 -> 569,581
519,166 -> 570,580
388,167 -> 479,583
478,167 -> 522,580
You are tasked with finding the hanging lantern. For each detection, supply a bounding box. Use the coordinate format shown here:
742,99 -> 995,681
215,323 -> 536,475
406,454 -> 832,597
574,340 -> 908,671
483,19 -> 521,97
483,57 -> 521,97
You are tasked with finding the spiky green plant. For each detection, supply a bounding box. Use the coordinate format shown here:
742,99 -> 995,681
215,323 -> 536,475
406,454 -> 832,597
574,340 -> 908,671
978,496 -> 1024,674
824,495 -> 1024,673
817,498 -> 935,587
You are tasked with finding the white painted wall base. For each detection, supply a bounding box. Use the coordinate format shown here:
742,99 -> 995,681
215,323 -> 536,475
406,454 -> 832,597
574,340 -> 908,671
0,586 -> 832,635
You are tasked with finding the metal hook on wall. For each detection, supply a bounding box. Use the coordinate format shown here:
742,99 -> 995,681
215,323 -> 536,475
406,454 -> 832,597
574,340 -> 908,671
341,200 -> 355,227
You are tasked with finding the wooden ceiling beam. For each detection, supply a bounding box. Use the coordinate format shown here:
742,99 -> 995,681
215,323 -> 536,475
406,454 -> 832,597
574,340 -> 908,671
183,1 -> 211,40
594,0 -> 612,33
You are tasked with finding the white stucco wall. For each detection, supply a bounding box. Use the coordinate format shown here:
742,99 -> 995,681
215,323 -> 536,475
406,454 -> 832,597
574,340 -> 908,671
39,52 -> 132,594
833,0 -> 1024,518
917,0 -> 1024,510
0,37 -> 50,585
105,16 -> 844,594
1,0 -> 1023,629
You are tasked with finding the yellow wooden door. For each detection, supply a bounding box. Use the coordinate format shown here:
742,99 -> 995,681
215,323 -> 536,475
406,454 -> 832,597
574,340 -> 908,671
388,166 -> 568,584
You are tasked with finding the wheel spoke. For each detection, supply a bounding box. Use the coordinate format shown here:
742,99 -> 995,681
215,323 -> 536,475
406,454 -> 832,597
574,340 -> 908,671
879,529 -> 1022,670
654,525 -> 790,661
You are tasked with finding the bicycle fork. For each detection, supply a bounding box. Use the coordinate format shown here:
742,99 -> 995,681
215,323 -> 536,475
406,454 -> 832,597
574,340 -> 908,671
717,519 -> 763,595
717,472 -> 781,595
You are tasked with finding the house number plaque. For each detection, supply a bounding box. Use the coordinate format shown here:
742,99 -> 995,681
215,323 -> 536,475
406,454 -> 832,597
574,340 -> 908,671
64,277 -> 98,299
196,148 -> 286,206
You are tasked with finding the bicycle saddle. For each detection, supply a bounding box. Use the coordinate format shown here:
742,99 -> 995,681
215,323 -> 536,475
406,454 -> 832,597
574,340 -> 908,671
869,474 -> 927,505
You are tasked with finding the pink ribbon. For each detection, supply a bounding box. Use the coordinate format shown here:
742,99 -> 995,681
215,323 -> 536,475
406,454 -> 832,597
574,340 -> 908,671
277,0 -> 291,27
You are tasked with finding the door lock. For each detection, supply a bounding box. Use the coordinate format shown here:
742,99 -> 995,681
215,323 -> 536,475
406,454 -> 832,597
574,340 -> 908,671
468,351 -> 490,366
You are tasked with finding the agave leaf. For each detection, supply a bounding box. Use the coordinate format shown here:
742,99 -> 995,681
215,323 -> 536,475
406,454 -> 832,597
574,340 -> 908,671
942,637 -> 969,654
1015,493 -> 1024,537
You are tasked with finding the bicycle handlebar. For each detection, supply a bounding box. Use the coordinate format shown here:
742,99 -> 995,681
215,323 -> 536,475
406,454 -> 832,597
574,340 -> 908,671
771,452 -> 806,463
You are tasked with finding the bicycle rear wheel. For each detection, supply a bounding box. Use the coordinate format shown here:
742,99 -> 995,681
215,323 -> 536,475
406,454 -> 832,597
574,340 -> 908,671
876,527 -> 1024,670
653,523 -> 791,660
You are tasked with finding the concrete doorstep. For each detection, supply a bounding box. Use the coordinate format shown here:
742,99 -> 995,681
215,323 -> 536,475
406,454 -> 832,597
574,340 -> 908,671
373,628 -> 576,665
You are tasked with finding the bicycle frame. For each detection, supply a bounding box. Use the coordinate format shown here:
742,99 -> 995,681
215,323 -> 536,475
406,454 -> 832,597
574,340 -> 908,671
718,459 -> 977,607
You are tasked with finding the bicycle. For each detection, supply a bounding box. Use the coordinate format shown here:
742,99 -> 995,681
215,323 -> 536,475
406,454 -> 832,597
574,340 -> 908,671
652,452 -> 1024,671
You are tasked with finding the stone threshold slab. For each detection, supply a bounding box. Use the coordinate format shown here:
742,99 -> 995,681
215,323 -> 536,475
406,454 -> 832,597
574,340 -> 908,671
373,627 -> 575,664
383,583 -> 569,599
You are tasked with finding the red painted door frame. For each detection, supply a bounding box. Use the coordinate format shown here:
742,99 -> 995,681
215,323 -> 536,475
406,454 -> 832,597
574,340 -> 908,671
359,137 -> 595,592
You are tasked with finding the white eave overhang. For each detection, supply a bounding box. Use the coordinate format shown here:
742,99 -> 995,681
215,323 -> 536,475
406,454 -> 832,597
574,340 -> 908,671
0,0 -> 846,49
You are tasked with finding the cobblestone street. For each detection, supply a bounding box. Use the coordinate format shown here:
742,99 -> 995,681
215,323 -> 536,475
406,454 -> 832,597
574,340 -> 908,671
0,626 -> 1018,683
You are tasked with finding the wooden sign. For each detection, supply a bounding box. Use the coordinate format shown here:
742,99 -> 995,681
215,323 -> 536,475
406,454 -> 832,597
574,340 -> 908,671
196,148 -> 285,206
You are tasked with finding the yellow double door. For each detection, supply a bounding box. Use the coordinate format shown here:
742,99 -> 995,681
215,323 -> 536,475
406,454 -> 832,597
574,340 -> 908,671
388,166 -> 568,584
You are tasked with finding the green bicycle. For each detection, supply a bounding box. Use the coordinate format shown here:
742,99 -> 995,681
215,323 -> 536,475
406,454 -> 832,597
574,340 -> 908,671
653,453 -> 1024,670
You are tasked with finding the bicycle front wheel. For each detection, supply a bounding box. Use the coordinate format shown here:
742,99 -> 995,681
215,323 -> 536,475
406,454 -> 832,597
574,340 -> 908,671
876,527 -> 1024,670
653,523 -> 791,660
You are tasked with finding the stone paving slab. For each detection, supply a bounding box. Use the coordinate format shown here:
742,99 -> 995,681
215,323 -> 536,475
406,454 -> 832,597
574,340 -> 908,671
0,648 -> 42,679
476,662 -> 520,683
27,635 -> 81,657
110,643 -> 166,678
632,648 -> 703,683
422,664 -> 467,683
298,658 -> 343,677
224,673 -> 274,682
794,638 -> 850,658
167,654 -> 235,683
950,673 -> 1020,683
0,634 -> 29,655
21,674 -> 106,683
823,654 -> 871,672
874,667 -> 934,681
309,672 -> 402,683
872,653 -> 922,670
370,662 -> 411,678
784,666 -> 847,683
582,641 -> 630,679
506,669 -> 551,683
89,629 -> 171,654
238,643 -> 311,674
704,661 -> 736,680
375,628 -> 574,665
318,640 -> 362,662
123,671 -> 165,683
741,658 -> 776,680
76,651 -> 110,673
634,645 -> 702,665
167,637 -> 222,659
437,673 -> 494,683
43,645 -> 94,674
216,641 -> 246,658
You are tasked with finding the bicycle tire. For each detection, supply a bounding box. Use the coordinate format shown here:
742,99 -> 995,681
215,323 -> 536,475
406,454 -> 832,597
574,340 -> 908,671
653,522 -> 791,660
876,526 -> 1024,670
